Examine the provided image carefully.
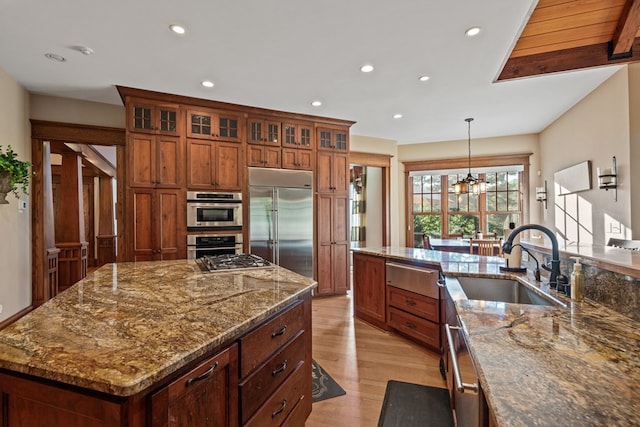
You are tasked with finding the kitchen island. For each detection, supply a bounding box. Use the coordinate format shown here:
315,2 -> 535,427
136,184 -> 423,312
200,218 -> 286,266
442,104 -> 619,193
353,247 -> 640,427
0,260 -> 316,426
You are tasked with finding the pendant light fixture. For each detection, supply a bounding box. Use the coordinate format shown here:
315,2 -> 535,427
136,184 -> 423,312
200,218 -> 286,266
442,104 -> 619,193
454,117 -> 486,195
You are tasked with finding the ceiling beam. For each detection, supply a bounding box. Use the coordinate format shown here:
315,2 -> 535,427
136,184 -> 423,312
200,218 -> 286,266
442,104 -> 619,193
497,38 -> 640,80
611,0 -> 640,56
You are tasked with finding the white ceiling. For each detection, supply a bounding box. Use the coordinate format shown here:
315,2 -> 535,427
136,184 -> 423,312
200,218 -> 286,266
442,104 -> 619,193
0,0 -> 621,144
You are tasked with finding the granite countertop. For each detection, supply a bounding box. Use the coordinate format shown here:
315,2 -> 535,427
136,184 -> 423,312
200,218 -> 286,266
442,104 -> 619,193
0,260 -> 317,397
353,247 -> 640,427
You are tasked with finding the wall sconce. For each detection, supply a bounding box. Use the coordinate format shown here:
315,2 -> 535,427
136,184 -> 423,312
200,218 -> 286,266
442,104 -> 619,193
535,180 -> 547,209
597,156 -> 617,201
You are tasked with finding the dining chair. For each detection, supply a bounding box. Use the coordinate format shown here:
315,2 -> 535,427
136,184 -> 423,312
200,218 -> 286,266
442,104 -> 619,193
422,234 -> 433,249
447,232 -> 464,239
483,231 -> 497,239
470,238 -> 502,256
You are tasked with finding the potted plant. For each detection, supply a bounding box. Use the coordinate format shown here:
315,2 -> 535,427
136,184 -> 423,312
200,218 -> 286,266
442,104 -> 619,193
0,145 -> 32,204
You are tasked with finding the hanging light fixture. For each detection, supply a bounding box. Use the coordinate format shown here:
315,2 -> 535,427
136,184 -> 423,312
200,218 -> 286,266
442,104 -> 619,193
454,117 -> 486,195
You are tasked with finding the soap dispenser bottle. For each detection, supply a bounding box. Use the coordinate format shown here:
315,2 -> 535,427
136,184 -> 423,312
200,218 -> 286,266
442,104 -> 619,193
570,256 -> 584,301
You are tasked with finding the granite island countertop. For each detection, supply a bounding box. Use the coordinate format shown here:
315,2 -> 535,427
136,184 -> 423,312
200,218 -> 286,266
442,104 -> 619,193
353,247 -> 640,427
0,260 -> 317,397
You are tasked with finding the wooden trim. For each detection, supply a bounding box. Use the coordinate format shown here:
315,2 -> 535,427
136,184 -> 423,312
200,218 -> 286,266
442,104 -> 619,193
498,39 -> 640,80
0,306 -> 33,330
350,151 -> 392,246
117,86 -> 356,127
30,120 -> 126,146
404,153 -> 533,172
349,152 -> 392,168
611,0 -> 640,55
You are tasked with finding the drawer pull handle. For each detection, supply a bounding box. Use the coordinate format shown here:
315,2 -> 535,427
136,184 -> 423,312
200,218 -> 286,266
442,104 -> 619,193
272,326 -> 287,338
185,361 -> 218,387
406,322 -> 417,329
405,298 -> 416,306
272,399 -> 287,417
272,360 -> 288,376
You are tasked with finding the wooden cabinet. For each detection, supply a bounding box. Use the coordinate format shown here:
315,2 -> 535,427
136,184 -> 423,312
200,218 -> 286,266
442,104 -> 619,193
129,133 -> 183,188
315,194 -> 349,296
187,138 -> 242,191
130,188 -> 185,261
316,126 -> 348,152
187,108 -> 242,142
239,298 -> 312,427
282,121 -> 313,150
281,148 -> 313,170
387,287 -> 440,351
247,144 -> 281,168
127,99 -> 180,135
353,252 -> 387,329
248,116 -> 281,146
151,344 -> 238,427
0,372 -> 123,426
316,150 -> 348,192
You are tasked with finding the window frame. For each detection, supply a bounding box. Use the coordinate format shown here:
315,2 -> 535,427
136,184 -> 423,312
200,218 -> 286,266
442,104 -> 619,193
404,153 -> 532,245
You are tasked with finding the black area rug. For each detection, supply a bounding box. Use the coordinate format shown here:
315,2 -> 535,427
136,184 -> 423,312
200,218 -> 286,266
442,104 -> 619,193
377,380 -> 453,427
311,359 -> 346,403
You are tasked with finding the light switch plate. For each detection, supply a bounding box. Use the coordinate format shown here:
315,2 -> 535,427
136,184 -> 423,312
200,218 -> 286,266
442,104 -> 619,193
19,200 -> 27,212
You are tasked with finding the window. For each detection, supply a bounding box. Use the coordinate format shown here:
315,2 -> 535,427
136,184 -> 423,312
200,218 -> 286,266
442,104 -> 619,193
412,174 -> 442,246
410,167 -> 524,247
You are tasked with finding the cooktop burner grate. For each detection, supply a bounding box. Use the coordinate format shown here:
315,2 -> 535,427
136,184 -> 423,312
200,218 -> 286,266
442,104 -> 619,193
196,253 -> 273,272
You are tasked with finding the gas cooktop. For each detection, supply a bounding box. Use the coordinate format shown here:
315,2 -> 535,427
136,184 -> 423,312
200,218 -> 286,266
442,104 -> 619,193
196,253 -> 274,273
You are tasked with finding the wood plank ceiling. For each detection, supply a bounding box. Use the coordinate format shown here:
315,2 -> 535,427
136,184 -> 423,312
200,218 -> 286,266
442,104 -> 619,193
498,0 -> 640,80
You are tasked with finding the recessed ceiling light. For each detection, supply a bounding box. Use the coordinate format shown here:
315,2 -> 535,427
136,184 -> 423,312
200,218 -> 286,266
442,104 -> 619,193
45,53 -> 66,62
418,75 -> 430,82
311,100 -> 322,107
169,24 -> 186,35
465,27 -> 481,37
201,80 -> 214,88
71,46 -> 93,56
393,114 -> 403,119
360,64 -> 374,73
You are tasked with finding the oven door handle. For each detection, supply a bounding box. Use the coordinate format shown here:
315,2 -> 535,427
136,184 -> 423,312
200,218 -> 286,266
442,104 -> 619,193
445,324 -> 478,393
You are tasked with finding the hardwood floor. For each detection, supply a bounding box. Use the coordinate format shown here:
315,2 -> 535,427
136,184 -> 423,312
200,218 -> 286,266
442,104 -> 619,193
306,292 -> 446,427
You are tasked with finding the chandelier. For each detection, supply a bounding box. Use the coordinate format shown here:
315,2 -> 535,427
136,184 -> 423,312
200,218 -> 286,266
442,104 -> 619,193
454,117 -> 486,195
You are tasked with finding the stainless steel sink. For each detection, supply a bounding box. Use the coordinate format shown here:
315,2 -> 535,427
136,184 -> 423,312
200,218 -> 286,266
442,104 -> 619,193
456,277 -> 560,306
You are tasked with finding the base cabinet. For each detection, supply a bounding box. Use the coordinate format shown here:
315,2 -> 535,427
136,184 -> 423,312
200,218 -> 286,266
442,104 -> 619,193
0,293 -> 312,427
151,344 -> 238,427
353,252 -> 387,329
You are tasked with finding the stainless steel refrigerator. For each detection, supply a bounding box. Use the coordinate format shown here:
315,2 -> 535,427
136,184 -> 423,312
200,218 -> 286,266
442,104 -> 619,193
248,168 -> 313,278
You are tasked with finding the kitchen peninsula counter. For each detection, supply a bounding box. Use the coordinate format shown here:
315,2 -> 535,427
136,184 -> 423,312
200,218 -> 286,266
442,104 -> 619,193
353,247 -> 640,427
0,260 -> 316,398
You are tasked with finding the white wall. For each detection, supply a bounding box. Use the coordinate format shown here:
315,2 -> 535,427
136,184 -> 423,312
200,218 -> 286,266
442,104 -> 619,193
539,66 -> 631,244
396,134 -> 540,246
364,166 -> 383,247
30,94 -> 125,128
0,67 -> 31,321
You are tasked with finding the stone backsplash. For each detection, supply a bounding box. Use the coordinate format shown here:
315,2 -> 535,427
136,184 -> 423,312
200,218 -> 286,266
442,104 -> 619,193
522,248 -> 640,322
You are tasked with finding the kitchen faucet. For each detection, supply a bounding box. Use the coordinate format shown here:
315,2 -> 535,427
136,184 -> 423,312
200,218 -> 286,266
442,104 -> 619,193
512,243 -> 541,281
502,224 -> 561,288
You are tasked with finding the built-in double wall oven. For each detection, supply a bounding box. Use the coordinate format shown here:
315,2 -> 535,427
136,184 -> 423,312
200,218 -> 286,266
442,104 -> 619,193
187,191 -> 243,259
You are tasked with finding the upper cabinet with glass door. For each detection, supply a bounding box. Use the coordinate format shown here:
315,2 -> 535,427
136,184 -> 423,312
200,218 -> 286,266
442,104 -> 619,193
247,116 -> 281,146
317,126 -> 348,152
127,99 -> 181,136
186,107 -> 242,142
282,120 -> 314,150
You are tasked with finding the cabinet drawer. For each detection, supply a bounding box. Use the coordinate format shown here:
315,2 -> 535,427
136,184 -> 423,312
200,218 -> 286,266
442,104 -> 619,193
388,286 -> 439,323
240,331 -> 306,423
244,360 -> 307,427
240,301 -> 304,377
387,306 -> 439,349
281,392 -> 311,427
